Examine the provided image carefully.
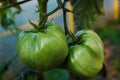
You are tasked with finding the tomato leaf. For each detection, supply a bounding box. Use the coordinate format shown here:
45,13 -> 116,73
44,69 -> 69,80
70,0 -> 104,29
97,24 -> 120,47
0,8 -> 21,30
0,60 -> 12,79
13,67 -> 41,80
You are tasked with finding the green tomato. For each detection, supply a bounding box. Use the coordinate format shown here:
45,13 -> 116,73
67,30 -> 104,77
17,22 -> 68,71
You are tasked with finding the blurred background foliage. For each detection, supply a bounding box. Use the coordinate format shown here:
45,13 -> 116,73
95,20 -> 120,80
0,0 -> 120,80
0,0 -> 22,29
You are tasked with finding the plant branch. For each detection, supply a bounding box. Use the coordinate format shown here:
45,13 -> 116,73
37,0 -> 48,27
64,8 -> 80,15
0,0 -> 31,11
39,6 -> 61,26
62,0 -> 71,35
63,9 -> 68,34
38,0 -> 48,16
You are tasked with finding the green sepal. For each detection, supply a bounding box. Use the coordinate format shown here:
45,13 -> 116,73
29,20 -> 41,32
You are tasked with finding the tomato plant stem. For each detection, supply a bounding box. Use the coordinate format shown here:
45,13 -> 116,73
62,0 -> 70,35
63,10 -> 68,35
39,6 -> 61,26
37,0 -> 48,27
64,8 -> 80,15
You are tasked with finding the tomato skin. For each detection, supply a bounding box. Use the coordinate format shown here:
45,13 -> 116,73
67,30 -> 104,77
17,22 -> 68,71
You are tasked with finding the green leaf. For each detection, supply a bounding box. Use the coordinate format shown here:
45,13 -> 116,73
97,25 -> 120,47
70,0 -> 104,29
13,67 -> 41,80
0,0 -> 22,30
44,69 -> 69,80
0,60 -> 12,79
0,8 -> 21,30
0,0 -> 20,9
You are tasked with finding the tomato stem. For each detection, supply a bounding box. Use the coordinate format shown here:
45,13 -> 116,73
39,6 -> 61,27
64,8 -> 81,15
37,0 -> 48,28
62,0 -> 78,45
37,0 -> 76,34
62,0 -> 71,35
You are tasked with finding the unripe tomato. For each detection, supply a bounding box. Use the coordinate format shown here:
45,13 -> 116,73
67,30 -> 104,77
17,22 -> 68,71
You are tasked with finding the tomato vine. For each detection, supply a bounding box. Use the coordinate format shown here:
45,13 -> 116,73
37,0 -> 72,35
15,0 -> 105,79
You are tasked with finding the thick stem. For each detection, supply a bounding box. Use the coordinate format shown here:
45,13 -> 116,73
63,9 -> 68,34
62,0 -> 71,35
37,0 -> 48,26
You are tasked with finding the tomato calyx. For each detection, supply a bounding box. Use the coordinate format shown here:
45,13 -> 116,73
24,29 -> 46,33
68,33 -> 85,46
27,20 -> 46,33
